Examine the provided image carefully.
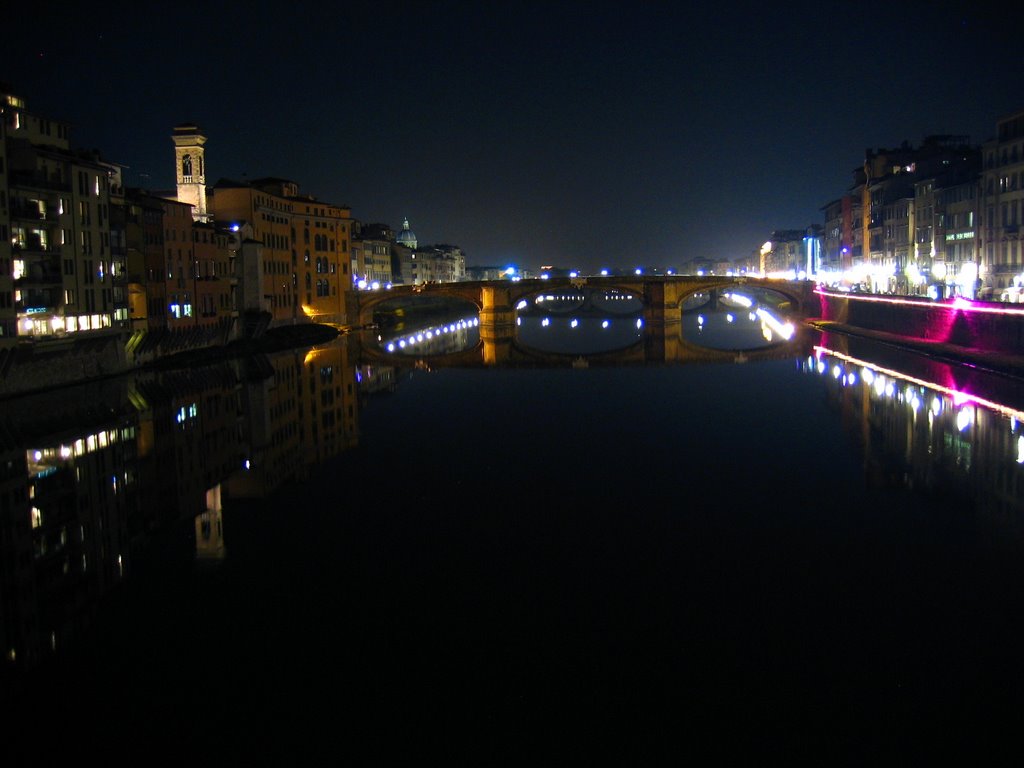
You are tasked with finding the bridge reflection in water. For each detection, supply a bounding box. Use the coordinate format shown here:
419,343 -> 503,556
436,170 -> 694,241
9,293 -> 1024,756
366,285 -> 802,366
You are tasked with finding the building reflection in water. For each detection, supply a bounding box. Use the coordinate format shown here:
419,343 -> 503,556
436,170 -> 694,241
6,297 -> 1024,693
0,335 -> 364,687
3,390 -> 137,675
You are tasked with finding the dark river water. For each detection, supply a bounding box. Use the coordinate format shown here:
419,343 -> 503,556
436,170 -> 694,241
4,290 -> 1024,762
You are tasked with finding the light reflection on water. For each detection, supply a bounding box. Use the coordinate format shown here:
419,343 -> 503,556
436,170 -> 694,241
373,287 -> 796,357
8,305 -> 1024,759
514,314 -> 645,354
681,289 -> 796,350
377,316 -> 480,355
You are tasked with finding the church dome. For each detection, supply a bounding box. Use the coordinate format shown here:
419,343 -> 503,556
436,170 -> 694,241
396,217 -> 417,249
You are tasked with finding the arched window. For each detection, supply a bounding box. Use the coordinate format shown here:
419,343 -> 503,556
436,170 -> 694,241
182,154 -> 192,177
305,273 -> 311,289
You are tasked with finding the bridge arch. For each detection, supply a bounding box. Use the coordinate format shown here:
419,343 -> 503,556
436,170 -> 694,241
349,275 -> 816,328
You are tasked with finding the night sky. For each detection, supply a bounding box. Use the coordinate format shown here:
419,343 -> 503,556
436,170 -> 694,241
3,1 -> 1021,273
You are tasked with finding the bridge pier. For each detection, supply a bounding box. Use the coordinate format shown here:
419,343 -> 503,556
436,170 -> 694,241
478,285 -> 517,364
643,281 -> 682,327
479,285 -> 516,331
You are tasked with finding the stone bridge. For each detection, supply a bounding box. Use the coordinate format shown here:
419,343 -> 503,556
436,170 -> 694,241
349,274 -> 817,368
348,274 -> 817,332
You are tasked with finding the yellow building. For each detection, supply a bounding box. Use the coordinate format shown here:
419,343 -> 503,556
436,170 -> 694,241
209,177 -> 351,327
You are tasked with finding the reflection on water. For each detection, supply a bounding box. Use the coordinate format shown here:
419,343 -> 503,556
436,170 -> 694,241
516,282 -> 646,355
682,289 -> 796,350
377,316 -> 480,356
5,316 -> 1024,757
0,340 -> 361,690
515,314 -> 645,354
369,286 -> 797,359
805,332 -> 1024,524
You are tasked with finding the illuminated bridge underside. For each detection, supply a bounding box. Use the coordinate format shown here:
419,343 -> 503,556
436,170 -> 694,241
351,275 -> 815,329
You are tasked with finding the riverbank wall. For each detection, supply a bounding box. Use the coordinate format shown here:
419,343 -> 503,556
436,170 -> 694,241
0,322 -> 341,400
814,288 -> 1024,373
0,335 -> 128,399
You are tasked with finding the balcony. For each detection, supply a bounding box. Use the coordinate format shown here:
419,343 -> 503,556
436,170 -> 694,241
12,239 -> 61,256
15,257 -> 62,287
8,205 -> 58,223
9,170 -> 71,193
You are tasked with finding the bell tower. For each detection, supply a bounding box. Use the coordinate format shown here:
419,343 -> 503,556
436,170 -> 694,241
172,123 -> 210,222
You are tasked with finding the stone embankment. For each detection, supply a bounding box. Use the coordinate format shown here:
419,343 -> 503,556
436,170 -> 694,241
0,323 -> 343,400
145,323 -> 341,370
810,289 -> 1024,379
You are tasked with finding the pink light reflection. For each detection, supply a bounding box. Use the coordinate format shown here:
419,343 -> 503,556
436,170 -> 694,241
813,344 -> 1024,421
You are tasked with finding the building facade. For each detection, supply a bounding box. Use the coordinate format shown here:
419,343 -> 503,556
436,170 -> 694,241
980,108 -> 1024,300
352,221 -> 395,288
209,176 -> 351,327
0,85 -> 125,386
